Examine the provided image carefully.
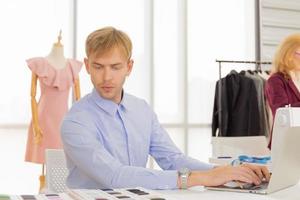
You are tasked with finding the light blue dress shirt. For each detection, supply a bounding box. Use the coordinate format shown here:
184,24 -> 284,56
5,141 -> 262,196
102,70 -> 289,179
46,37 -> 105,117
61,89 -> 213,190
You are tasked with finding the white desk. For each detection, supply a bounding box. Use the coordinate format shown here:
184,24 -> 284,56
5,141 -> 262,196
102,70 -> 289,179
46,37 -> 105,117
6,183 -> 300,200
156,182 -> 300,200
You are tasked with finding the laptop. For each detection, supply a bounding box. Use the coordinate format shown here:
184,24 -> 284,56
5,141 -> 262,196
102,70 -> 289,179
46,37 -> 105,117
206,107 -> 300,194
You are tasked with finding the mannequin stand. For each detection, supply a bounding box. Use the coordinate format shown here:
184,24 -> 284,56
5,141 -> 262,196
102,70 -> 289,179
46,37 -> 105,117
39,164 -> 46,193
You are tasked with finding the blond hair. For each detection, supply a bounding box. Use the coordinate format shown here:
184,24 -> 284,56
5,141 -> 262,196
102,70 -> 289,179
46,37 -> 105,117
85,26 -> 132,59
272,33 -> 300,79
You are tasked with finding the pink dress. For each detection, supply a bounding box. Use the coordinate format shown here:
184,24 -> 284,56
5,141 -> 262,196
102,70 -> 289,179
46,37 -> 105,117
25,57 -> 82,164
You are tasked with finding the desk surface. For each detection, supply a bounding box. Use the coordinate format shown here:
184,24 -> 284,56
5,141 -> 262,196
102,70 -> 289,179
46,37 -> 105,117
5,183 -> 300,200
157,182 -> 300,200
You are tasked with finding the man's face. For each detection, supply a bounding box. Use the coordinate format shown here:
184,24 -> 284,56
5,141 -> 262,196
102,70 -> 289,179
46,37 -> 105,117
84,47 -> 133,103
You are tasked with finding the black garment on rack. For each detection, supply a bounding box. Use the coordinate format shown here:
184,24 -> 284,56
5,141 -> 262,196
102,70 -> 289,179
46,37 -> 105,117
212,70 -> 262,136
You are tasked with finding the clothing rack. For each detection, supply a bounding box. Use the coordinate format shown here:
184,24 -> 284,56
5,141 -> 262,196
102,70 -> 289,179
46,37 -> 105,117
215,59 -> 272,137
216,60 -> 272,79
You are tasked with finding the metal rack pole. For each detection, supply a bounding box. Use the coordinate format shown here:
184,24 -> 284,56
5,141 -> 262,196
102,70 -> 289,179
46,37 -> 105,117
218,61 -> 222,137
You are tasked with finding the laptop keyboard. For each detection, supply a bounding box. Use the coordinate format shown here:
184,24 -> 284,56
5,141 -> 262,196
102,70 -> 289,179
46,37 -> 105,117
241,181 -> 268,190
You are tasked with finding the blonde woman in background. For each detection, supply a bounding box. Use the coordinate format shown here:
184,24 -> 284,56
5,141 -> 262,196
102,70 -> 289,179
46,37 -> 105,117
265,33 -> 300,149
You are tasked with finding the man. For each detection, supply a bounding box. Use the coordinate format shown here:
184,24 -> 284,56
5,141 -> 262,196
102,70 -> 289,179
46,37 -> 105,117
61,26 -> 270,190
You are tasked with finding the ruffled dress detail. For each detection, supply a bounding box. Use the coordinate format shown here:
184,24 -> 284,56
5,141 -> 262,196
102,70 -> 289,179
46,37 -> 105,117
25,57 -> 82,164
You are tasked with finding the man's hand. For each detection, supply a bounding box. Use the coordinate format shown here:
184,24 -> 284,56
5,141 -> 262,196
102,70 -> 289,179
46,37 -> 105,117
187,164 -> 270,188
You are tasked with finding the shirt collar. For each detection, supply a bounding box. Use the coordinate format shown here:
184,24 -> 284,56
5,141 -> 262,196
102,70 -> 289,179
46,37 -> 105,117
91,88 -> 130,116
119,92 -> 131,111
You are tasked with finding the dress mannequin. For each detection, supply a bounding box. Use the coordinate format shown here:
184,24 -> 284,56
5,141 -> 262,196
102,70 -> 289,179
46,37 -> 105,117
46,37 -> 67,70
25,31 -> 82,192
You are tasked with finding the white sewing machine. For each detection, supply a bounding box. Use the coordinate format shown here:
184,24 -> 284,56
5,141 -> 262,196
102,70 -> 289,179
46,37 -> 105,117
271,106 -> 300,165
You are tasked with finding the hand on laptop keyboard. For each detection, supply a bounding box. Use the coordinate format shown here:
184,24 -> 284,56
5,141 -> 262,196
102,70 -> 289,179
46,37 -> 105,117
224,180 -> 269,190
192,163 -> 271,187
